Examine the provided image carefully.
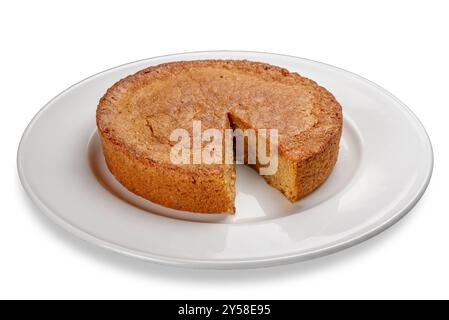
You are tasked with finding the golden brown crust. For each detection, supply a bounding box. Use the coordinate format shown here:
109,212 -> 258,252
100,130 -> 235,213
97,60 -> 342,213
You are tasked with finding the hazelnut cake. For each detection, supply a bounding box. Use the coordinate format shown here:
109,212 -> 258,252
96,60 -> 342,213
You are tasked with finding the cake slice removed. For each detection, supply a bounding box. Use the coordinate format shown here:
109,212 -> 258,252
97,60 -> 342,213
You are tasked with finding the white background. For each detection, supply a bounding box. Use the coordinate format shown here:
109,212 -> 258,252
1,0 -> 448,299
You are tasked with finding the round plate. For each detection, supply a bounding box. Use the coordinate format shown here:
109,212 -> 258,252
17,51 -> 433,269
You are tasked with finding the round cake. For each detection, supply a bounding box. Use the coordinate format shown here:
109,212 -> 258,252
96,60 -> 342,213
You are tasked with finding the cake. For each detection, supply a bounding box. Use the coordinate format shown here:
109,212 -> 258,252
96,60 -> 342,213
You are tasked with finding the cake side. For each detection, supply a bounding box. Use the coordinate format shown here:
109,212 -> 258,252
99,130 -> 236,213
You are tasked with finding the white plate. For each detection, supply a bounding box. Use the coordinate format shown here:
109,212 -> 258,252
17,51 -> 433,269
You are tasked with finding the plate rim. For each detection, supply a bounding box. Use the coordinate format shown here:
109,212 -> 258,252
17,50 -> 434,269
